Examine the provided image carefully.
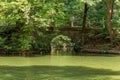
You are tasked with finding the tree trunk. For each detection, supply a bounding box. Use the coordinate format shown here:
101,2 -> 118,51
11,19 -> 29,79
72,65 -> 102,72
106,0 -> 115,45
81,3 -> 89,45
71,16 -> 75,27
82,3 -> 88,30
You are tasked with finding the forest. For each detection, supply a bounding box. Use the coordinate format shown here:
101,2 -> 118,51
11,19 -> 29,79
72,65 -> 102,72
1,0 -> 120,80
0,0 -> 120,56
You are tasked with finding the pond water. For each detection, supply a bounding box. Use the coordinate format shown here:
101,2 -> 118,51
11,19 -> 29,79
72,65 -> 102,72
0,55 -> 120,71
0,55 -> 120,80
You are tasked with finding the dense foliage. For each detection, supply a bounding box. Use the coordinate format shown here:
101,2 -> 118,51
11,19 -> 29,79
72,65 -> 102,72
0,0 -> 120,54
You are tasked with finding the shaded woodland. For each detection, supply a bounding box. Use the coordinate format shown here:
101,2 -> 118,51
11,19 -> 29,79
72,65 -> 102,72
0,0 -> 120,56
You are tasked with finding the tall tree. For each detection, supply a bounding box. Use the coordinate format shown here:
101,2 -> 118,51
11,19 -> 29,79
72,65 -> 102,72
106,0 -> 115,45
81,3 -> 89,45
82,3 -> 89,29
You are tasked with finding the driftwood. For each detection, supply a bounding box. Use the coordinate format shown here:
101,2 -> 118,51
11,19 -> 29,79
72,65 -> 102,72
82,49 -> 120,54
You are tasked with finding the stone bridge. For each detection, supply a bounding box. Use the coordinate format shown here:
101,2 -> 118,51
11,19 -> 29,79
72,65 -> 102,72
50,27 -> 96,43
49,27 -> 95,54
58,27 -> 82,42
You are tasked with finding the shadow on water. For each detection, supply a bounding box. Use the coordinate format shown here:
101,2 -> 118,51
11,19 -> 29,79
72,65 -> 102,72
0,66 -> 120,80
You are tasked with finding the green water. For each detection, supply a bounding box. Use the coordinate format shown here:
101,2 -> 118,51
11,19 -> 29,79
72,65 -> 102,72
0,56 -> 120,70
0,55 -> 120,80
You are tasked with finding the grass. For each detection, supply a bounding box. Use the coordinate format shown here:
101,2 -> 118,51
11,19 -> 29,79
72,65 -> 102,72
0,56 -> 120,80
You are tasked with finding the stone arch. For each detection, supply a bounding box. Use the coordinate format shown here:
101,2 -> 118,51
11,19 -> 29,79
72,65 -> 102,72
50,34 -> 73,55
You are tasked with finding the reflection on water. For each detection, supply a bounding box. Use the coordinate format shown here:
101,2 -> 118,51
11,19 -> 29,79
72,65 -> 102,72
0,55 -> 120,71
51,46 -> 74,55
52,49 -> 74,55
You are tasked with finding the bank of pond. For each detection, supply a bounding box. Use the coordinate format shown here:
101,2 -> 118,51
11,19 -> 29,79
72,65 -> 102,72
0,49 -> 120,57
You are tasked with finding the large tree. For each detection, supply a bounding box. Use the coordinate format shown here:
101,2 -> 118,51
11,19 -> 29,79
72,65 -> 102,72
0,0 -> 65,53
106,0 -> 115,45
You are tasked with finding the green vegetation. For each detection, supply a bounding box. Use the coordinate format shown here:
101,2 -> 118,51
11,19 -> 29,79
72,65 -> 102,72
0,0 -> 120,55
0,0 -> 120,52
0,0 -> 120,54
1,1 -> 120,79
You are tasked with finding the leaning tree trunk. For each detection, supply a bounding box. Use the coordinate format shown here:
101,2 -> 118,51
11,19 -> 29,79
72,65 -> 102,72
106,0 -> 115,45
81,3 -> 89,45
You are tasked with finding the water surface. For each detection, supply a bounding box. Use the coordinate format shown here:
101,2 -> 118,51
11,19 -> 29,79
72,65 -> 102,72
0,55 -> 120,71
0,55 -> 120,80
